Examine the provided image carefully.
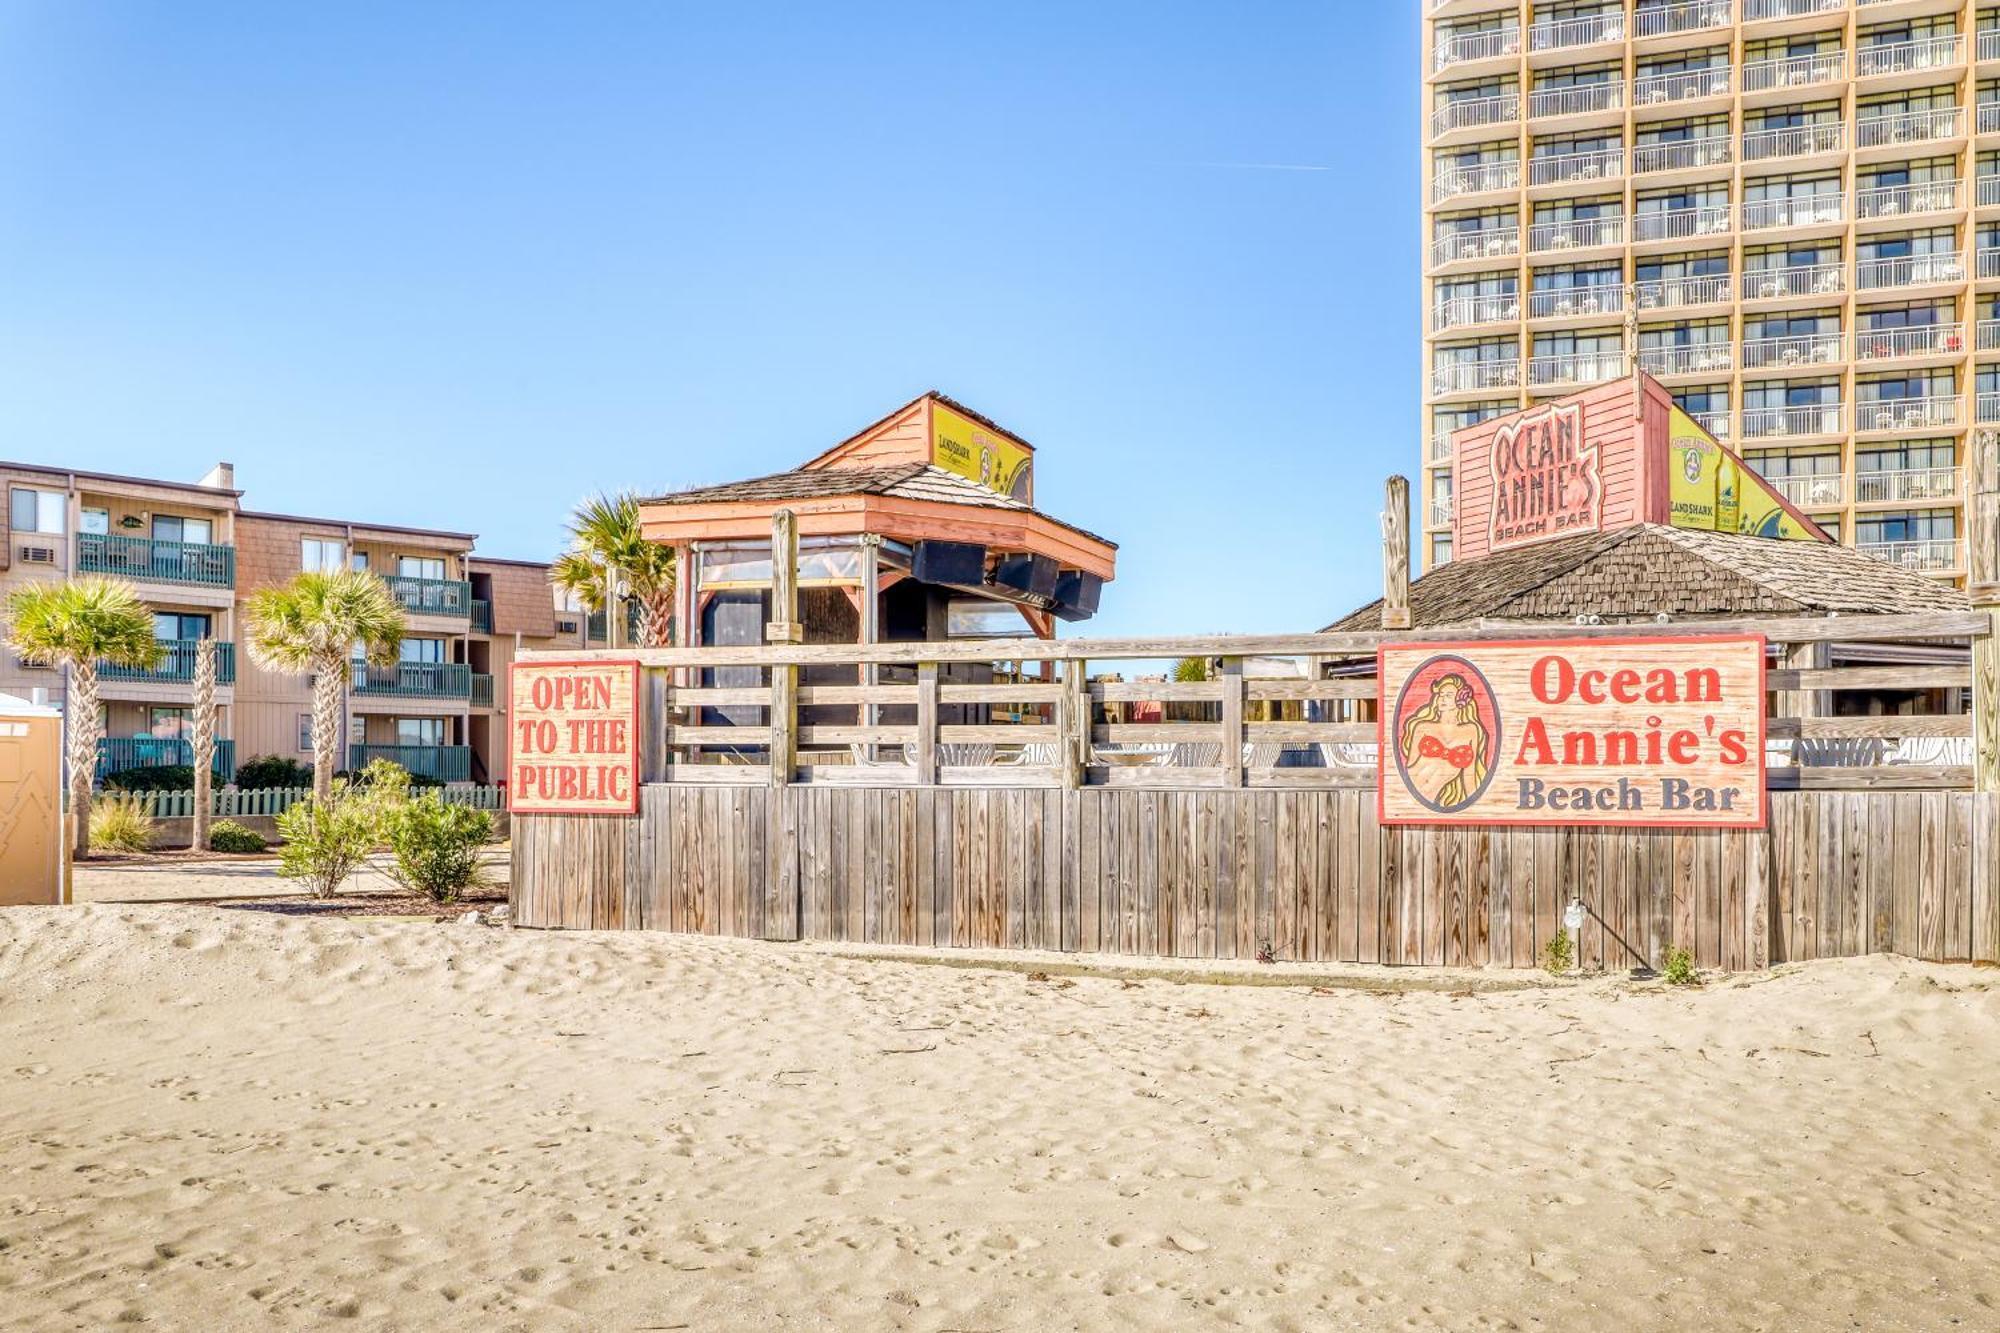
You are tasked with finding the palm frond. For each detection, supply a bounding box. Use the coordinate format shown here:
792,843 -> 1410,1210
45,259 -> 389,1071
4,576 -> 165,670
245,569 -> 408,674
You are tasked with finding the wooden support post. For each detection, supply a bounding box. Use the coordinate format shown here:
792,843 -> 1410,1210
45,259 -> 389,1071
1058,660 -> 1087,789
639,666 -> 669,783
1781,641 -> 1830,722
915,662 -> 939,785
1971,430 -> 2000,794
858,534 -> 881,733
767,511 -> 801,788
1382,476 -> 1412,631
1220,656 -> 1245,786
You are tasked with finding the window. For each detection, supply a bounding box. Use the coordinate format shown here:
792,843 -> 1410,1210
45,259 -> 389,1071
298,714 -> 313,752
303,537 -> 345,571
350,551 -> 369,571
1431,535 -> 1454,567
396,717 -> 446,747
10,488 -> 65,535
80,508 -> 109,535
398,556 -> 446,581
153,612 -> 211,642
147,707 -> 192,740
152,515 -> 213,545
401,638 -> 445,663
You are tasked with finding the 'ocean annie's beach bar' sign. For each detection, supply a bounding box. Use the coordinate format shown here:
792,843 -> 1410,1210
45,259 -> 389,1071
1377,635 -> 1766,829
508,660 -> 641,815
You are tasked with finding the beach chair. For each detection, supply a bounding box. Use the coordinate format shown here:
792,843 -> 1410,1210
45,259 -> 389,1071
1243,742 -> 1285,769
1169,742 -> 1224,768
1887,736 -> 1973,766
1091,741 -> 1175,767
997,742 -> 1061,767
1319,741 -> 1380,769
1794,737 -> 1886,767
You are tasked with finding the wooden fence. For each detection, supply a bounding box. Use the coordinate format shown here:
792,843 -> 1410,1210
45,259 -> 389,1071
513,610 -> 2000,968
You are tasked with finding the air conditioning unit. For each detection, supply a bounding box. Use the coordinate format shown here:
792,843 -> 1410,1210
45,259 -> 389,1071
18,546 -> 55,565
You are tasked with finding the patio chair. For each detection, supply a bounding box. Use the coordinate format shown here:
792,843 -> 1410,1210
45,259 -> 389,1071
1320,741 -> 1380,769
1794,737 -> 1887,767
1243,742 -> 1285,769
1169,742 -> 1224,767
997,742 -> 1061,767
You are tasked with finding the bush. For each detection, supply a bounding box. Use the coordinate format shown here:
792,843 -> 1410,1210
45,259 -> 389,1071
1661,946 -> 1700,987
234,754 -> 315,791
1542,931 -> 1574,976
208,820 -> 267,854
89,794 -> 156,853
382,792 -> 494,904
275,793 -> 381,897
102,765 -> 196,793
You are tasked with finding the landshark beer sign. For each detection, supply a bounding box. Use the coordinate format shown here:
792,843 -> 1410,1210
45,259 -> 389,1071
1377,635 -> 1765,828
1487,400 -> 1602,551
508,660 -> 641,815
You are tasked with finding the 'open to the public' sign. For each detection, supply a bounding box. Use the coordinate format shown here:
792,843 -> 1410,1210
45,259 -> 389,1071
1377,635 -> 1766,829
508,660 -> 641,815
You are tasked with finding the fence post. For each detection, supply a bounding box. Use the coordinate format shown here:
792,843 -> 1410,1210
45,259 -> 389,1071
1058,660 -> 1087,789
1382,475 -> 1412,631
915,662 -> 939,784
767,510 -> 801,788
639,666 -> 669,783
1220,656 -> 1245,786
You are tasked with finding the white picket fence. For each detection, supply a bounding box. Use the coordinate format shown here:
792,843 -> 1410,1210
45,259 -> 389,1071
111,785 -> 507,819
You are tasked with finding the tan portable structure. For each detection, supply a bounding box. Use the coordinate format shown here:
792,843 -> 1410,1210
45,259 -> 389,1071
0,692 -> 64,906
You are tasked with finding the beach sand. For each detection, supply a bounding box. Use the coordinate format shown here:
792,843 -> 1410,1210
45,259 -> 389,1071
0,904 -> 1994,1330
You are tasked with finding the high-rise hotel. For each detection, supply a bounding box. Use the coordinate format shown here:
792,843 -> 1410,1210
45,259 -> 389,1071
1421,0 -> 2000,576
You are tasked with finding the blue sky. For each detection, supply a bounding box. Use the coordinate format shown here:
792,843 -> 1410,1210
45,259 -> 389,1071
0,2 -> 1417,636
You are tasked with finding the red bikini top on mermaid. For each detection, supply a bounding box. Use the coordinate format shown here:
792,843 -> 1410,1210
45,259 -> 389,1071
1416,735 -> 1475,770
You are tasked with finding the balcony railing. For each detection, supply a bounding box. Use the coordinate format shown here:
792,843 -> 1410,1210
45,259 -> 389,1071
1743,0 -> 1844,20
471,673 -> 495,708
470,598 -> 493,632
1432,292 -> 1521,331
1528,82 -> 1622,119
349,661 -> 472,699
1741,403 -> 1844,438
1855,251 -> 1966,290
1741,193 -> 1844,229
1433,159 -> 1521,201
1529,216 -> 1624,251
1981,102 -> 2000,136
1639,342 -> 1734,376
1688,409 -> 1731,440
1527,351 -> 1628,388
1855,107 -> 1964,150
1529,11 -> 1625,52
1855,179 -> 1964,219
1857,539 -> 1962,573
1854,396 -> 1962,431
1981,390 -> 2000,422
1634,0 -> 1733,39
1432,93 -> 1520,138
1431,360 -> 1522,394
1982,29 -> 2000,66
1428,434 -> 1457,462
1632,134 -> 1733,174
1855,34 -> 1965,80
1852,322 -> 1967,360
97,737 -> 236,782
1743,121 -> 1845,160
1633,66 -> 1732,106
1980,318 -> 2000,350
1433,25 -> 1522,73
1742,262 -> 1845,300
1635,273 -> 1732,309
1428,498 -> 1455,527
1766,474 -> 1846,508
348,744 -> 473,783
1741,50 -> 1845,94
382,574 -> 472,617
99,639 -> 237,686
1634,204 -> 1733,242
1853,467 -> 1961,505
1981,246 -> 2000,278
1528,285 -> 1623,319
1432,226 -> 1520,266
1740,332 -> 1844,369
74,532 -> 234,589
1980,176 -> 2000,208
1529,147 -> 1624,186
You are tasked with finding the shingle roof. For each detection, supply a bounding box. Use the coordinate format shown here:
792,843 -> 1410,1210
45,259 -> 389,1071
1323,524 -> 1966,632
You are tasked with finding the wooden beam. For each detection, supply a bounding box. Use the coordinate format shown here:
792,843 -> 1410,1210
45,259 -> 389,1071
1382,475 -> 1412,631
767,510 -> 799,787
1220,657 -> 1245,786
1970,430 -> 1999,794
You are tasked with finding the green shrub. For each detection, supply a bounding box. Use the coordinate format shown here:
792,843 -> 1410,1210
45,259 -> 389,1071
102,765 -> 196,793
1543,931 -> 1574,976
1661,946 -> 1700,987
233,754 -> 315,791
208,820 -> 267,854
382,792 -> 494,904
275,794 -> 380,897
89,794 -> 156,853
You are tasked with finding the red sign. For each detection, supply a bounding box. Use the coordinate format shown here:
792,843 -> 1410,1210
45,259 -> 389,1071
1377,635 -> 1766,829
508,660 -> 641,815
1487,400 -> 1602,551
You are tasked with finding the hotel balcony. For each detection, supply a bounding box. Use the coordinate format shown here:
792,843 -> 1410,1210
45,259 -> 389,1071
99,639 -> 237,687
1635,273 -> 1733,311
1979,176 -> 2000,209
1431,359 -> 1522,395
1428,434 -> 1457,463
1428,497 -> 1455,527
1855,107 -> 1964,152
1639,342 -> 1734,377
1857,538 -> 1963,574
1632,134 -> 1733,175
470,598 -> 493,633
1767,473 -> 1847,508
1528,286 -> 1622,320
1633,65 -> 1732,107
382,574 -> 472,618
1634,0 -> 1733,40
1741,332 -> 1845,369
75,532 -> 234,590
1433,159 -> 1520,203
1855,34 -> 1965,81
1855,251 -> 1966,292
471,673 -> 495,708
349,661 -> 472,700
348,744 -> 472,783
97,737 -> 236,783
1742,262 -> 1845,301
1431,226 -> 1520,267
1741,403 -> 1844,439
1982,29 -> 2000,66
1855,179 -> 1964,221
1979,319 -> 2000,351
1634,205 -> 1733,243
1432,292 -> 1520,332
1852,322 -> 1966,361
1528,147 -> 1623,188
1431,24 -> 1521,75
1742,121 -> 1845,162
1977,390 -> 2000,422
1853,396 -> 1961,433
1980,246 -> 2000,279
1980,102 -> 2000,136
1527,350 -> 1627,389
1528,11 -> 1624,54
1687,408 -> 1731,440
1527,82 -> 1623,121
1743,0 -> 1846,21
1853,467 -> 1961,505
1529,216 -> 1624,253
1741,50 -> 1845,95
1742,194 -> 1845,230
1431,92 -> 1520,139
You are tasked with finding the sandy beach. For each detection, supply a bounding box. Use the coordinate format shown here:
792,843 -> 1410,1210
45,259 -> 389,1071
0,905 -> 1994,1331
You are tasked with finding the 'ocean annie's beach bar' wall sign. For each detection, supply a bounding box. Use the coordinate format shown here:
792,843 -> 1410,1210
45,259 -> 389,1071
1376,635 -> 1767,829
507,660 -> 641,815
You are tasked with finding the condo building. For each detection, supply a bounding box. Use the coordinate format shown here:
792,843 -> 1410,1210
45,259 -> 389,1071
1422,0 -> 2000,577
0,459 -> 580,788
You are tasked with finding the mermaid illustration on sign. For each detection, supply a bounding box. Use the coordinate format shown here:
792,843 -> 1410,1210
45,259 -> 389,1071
1394,668 -> 1494,813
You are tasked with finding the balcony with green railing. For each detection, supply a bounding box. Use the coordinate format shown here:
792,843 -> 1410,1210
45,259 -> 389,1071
383,575 -> 471,618
470,598 -> 493,632
99,640 -> 237,686
470,673 -> 495,708
75,533 -> 234,588
348,744 -> 471,782
97,737 -> 236,782
349,661 -> 471,699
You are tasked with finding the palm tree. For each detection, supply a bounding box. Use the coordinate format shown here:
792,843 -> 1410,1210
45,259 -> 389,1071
553,491 -> 676,648
190,638 -> 217,852
244,569 -> 407,803
4,577 -> 164,859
